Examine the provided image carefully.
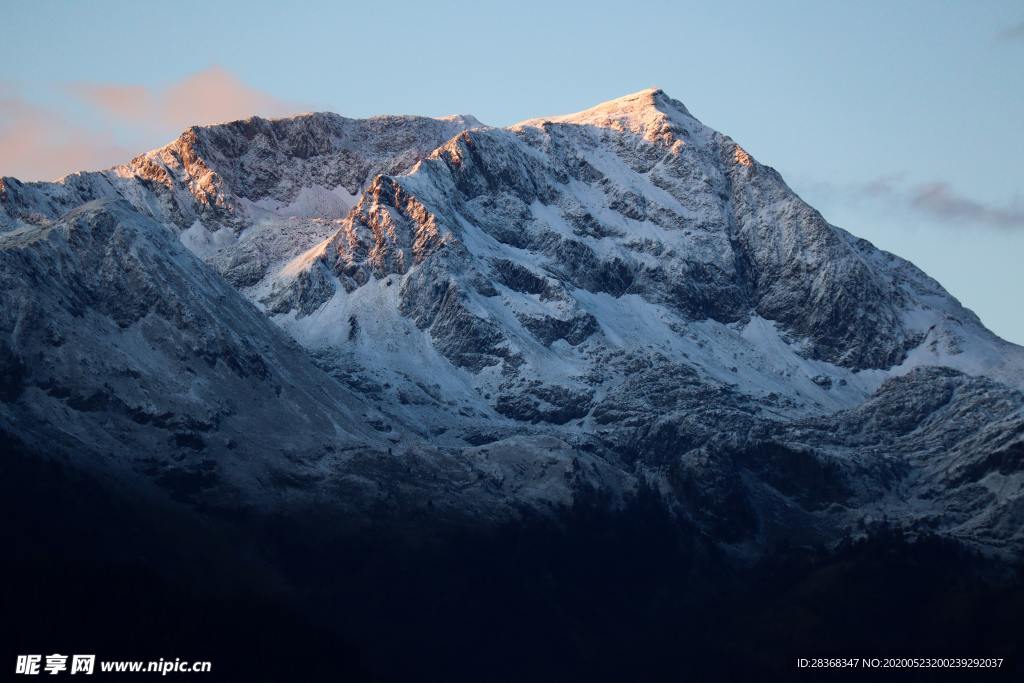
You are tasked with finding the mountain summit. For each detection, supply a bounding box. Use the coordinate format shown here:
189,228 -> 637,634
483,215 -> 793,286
2,90 -> 1023,554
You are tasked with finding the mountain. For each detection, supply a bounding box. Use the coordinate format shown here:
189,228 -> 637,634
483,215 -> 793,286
3,89 -> 1023,556
0,197 -> 388,507
5,88 -> 1024,682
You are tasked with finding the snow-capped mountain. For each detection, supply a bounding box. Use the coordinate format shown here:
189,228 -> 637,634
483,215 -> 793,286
2,89 -> 1023,554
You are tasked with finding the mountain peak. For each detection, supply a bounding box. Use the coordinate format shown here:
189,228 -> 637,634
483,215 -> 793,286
512,87 -> 697,141
435,113 -> 486,129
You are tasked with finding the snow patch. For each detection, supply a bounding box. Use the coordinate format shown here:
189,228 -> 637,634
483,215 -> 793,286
179,220 -> 236,259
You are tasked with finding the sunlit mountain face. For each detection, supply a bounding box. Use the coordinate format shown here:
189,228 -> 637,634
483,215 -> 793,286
4,89 -> 1024,681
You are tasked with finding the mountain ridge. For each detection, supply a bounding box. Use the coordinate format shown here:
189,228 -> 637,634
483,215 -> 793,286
2,89 -> 1023,557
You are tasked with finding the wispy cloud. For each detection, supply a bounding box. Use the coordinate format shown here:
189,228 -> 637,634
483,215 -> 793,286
67,66 -> 304,132
0,68 -> 306,182
0,83 -> 133,181
995,21 -> 1024,42
910,182 -> 1024,229
852,173 -> 905,199
800,174 -> 1024,230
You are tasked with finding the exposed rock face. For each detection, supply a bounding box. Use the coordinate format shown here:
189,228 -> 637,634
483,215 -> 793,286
0,112 -> 480,298
2,89 -> 1023,557
1,113 -> 480,230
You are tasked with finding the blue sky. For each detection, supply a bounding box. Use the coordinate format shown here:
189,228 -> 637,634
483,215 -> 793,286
3,0 -> 1023,343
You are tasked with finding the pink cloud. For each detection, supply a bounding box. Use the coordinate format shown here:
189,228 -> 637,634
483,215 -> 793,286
0,84 -> 133,181
68,66 -> 304,132
1,68 -> 307,182
67,83 -> 151,122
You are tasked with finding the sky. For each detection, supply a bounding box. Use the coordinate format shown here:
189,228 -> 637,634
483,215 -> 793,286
2,0 -> 1022,343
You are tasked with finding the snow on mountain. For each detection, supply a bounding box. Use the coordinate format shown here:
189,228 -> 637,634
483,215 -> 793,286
0,197 -> 626,519
2,89 -> 1023,554
0,112 -> 481,288
261,88 -> 1024,429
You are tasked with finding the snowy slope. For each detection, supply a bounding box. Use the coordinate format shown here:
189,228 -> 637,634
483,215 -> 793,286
262,89 -> 1024,432
0,199 -> 385,505
2,89 -> 1023,555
